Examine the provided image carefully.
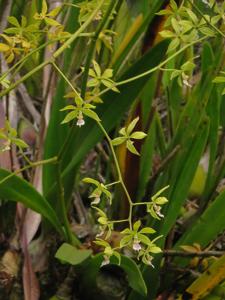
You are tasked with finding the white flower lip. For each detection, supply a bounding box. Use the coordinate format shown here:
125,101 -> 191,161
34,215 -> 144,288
146,255 -> 154,268
91,196 -> 101,205
76,118 -> 85,127
153,203 -> 164,218
101,255 -> 110,267
133,239 -> 142,251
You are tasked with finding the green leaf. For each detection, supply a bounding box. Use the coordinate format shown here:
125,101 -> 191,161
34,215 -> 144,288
61,111 -> 77,124
11,138 -> 28,148
154,197 -> 168,205
175,189 -> 225,251
83,109 -> 100,122
117,255 -> 147,296
42,0 -> 48,15
48,6 -> 61,17
7,16 -> 20,27
98,217 -> 107,225
199,26 -> 215,37
127,117 -> 139,135
170,70 -> 181,80
82,177 -> 99,186
94,239 -> 110,248
167,38 -> 180,53
121,228 -> 132,234
83,254 -> 147,297
126,140 -> 139,155
213,76 -> 225,83
170,0 -> 178,10
75,96 -> 83,107
0,43 -> 10,52
102,69 -> 113,78
149,246 -> 162,254
133,220 -> 141,231
55,243 -> 92,265
130,131 -> 147,139
120,235 -> 133,247
45,17 -> 61,27
92,60 -> 101,77
137,233 -> 151,246
186,8 -> 198,24
159,30 -> 175,38
139,227 -> 156,234
112,136 -> 126,146
0,169 -> 63,236
60,105 -> 76,111
181,61 -> 196,72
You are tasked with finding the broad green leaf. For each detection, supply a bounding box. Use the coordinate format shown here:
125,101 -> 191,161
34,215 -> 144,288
82,254 -> 147,297
126,140 -> 139,155
213,76 -> 225,83
7,16 -> 20,27
130,131 -> 147,139
133,220 -> 141,231
83,109 -> 101,122
42,0 -> 48,15
186,254 -> 225,299
139,227 -> 156,234
82,177 -> 99,186
120,235 -> 133,247
48,6 -> 61,17
0,43 -> 10,52
127,117 -> 139,135
175,189 -> 225,251
159,30 -> 175,39
45,17 -> 61,27
0,169 -> 63,236
149,246 -> 161,253
112,137 -> 126,146
55,243 -> 92,265
61,110 -> 77,124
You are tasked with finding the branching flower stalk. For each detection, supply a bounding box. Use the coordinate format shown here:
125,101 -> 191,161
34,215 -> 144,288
56,65 -> 169,266
0,0 -> 224,268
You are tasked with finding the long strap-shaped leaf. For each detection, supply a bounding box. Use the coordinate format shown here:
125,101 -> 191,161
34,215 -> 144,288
175,189 -> 225,252
0,169 -> 63,236
185,254 -> 225,299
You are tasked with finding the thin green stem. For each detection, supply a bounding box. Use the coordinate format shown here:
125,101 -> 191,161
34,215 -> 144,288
128,205 -> 133,230
80,0 -> 116,98
19,148 -> 32,165
56,162 -> 75,244
0,156 -> 58,185
51,61 -> 133,229
79,32 -> 95,37
110,219 -> 129,224
159,68 -> 177,72
105,180 -> 120,187
132,202 -> 150,206
54,0 -> 108,159
52,61 -> 80,98
88,37 -> 207,102
97,121 -> 133,228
